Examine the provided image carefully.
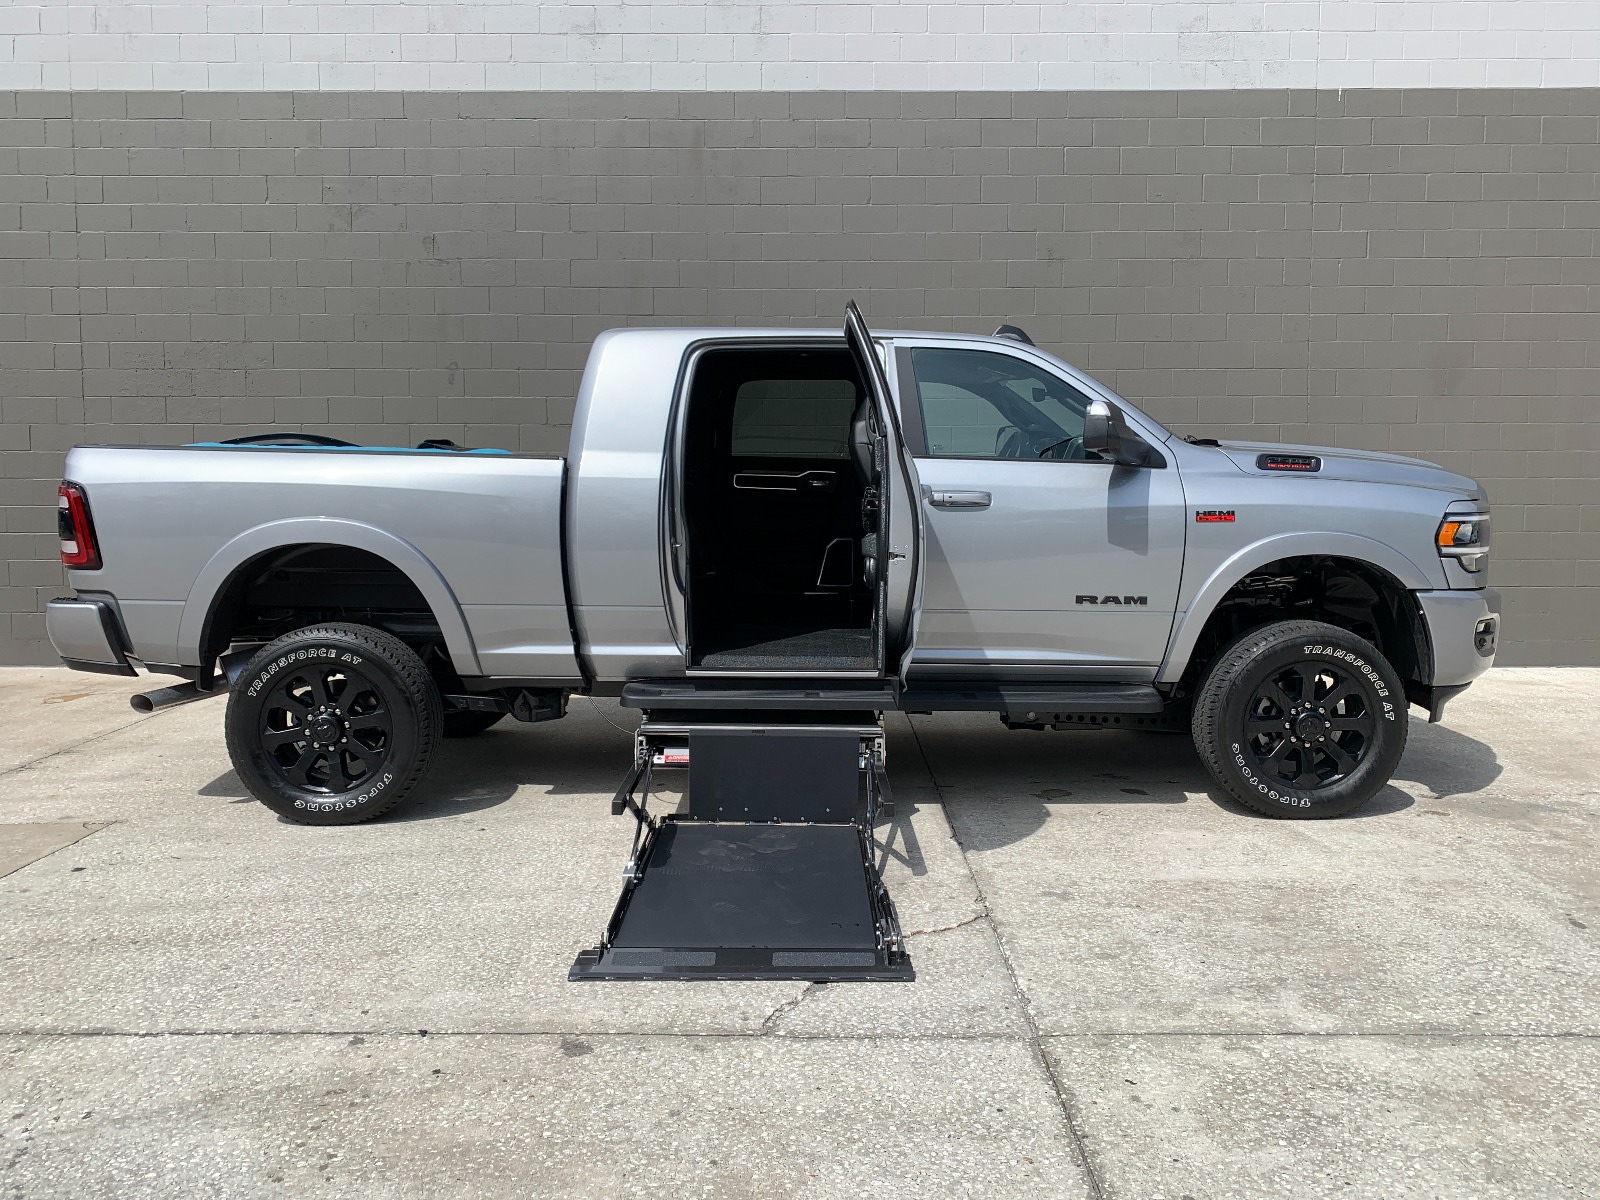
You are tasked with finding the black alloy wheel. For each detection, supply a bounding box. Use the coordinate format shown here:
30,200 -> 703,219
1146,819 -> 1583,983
1192,619 -> 1407,818
1242,660 -> 1376,791
225,622 -> 441,824
257,659 -> 394,792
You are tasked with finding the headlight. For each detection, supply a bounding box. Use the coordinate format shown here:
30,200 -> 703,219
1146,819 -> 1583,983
1437,512 -> 1489,573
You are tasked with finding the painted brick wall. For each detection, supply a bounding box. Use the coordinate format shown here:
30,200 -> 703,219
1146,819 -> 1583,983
6,2 -> 1600,90
2,88 -> 1597,665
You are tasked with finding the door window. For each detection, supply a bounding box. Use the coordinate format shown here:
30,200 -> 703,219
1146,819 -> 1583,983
907,347 -> 1094,460
729,378 -> 857,459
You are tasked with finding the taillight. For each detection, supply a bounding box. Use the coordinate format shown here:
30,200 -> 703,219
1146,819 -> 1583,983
58,481 -> 102,570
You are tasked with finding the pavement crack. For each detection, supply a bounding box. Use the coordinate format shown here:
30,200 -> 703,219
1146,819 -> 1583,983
905,912 -> 986,938
905,716 -> 1108,1200
760,982 -> 825,1036
0,707 -> 182,781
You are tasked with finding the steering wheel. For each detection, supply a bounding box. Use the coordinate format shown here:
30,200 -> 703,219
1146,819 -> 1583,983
998,426 -> 1087,461
995,426 -> 1026,459
1034,434 -> 1086,461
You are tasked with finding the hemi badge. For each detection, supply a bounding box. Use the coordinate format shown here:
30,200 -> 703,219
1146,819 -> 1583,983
1195,509 -> 1236,523
1257,453 -> 1321,472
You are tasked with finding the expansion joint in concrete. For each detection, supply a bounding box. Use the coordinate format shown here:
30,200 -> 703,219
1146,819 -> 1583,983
904,716 -> 1109,1200
0,713 -> 165,781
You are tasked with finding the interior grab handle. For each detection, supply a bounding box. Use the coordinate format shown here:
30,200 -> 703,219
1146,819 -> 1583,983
927,489 -> 992,509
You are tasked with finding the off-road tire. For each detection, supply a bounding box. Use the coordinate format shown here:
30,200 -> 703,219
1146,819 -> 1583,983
442,710 -> 505,738
1192,619 -> 1407,819
225,622 -> 442,825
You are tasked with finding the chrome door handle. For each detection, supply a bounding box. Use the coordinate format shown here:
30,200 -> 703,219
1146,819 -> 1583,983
927,490 -> 991,509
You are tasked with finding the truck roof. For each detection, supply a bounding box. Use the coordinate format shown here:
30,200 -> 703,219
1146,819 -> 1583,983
593,325 -> 1024,346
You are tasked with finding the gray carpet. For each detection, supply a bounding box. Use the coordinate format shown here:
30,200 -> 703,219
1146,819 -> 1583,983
694,625 -> 874,672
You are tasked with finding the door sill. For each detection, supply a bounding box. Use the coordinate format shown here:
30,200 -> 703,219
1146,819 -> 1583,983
685,668 -> 883,679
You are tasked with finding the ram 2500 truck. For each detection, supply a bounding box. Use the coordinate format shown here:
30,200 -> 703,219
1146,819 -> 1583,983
48,304 -> 1498,827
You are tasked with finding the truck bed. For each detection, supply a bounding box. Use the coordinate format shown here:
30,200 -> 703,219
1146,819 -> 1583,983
62,443 -> 581,682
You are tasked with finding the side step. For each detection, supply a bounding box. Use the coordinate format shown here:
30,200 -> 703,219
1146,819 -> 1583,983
570,720 -> 913,983
622,678 -> 1163,716
621,680 -> 897,711
897,682 -> 1163,714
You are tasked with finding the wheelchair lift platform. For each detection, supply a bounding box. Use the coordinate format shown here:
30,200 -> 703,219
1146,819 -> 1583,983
569,711 -> 913,982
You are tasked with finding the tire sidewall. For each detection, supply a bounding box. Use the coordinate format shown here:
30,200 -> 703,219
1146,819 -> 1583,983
226,628 -> 433,824
1215,628 -> 1406,816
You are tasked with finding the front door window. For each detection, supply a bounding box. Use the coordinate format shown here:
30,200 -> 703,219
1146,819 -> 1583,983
907,348 -> 1096,461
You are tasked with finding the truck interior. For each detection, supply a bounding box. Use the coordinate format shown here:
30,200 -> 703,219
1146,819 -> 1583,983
680,345 -> 882,674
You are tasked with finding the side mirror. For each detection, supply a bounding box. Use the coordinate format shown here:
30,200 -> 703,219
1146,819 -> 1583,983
1082,399 -> 1119,458
1082,399 -> 1166,468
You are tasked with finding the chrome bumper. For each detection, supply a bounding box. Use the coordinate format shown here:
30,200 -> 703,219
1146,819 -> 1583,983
46,597 -> 136,677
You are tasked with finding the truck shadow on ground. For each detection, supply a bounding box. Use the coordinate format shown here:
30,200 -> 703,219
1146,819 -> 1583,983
907,714 -> 1503,853
196,704 -> 1500,840
195,705 -> 646,822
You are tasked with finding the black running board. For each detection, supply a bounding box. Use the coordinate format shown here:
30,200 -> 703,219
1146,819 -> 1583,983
622,679 -> 897,711
897,682 -> 1163,714
622,678 -> 1162,715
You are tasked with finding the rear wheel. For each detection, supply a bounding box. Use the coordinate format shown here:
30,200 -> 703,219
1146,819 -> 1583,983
1192,619 -> 1407,819
225,623 -> 441,825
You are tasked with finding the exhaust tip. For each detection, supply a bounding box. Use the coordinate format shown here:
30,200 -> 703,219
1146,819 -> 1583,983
129,680 -> 215,713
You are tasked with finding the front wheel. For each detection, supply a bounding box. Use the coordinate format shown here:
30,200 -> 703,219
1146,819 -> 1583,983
1191,619 -> 1408,819
225,623 -> 442,825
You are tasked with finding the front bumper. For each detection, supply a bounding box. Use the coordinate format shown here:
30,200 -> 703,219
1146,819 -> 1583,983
1416,587 -> 1500,688
46,596 -> 137,677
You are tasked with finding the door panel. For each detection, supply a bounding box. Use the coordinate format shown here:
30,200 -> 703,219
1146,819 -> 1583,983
844,302 -> 922,676
912,457 -> 1184,673
899,343 -> 1185,676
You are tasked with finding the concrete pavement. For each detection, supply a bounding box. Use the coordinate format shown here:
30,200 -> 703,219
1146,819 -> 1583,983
0,666 -> 1596,1198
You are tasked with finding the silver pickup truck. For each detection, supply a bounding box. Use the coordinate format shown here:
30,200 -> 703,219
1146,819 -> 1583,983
49,304 -> 1498,825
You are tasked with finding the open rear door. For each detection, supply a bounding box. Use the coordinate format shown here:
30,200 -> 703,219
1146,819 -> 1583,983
843,301 -> 922,679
